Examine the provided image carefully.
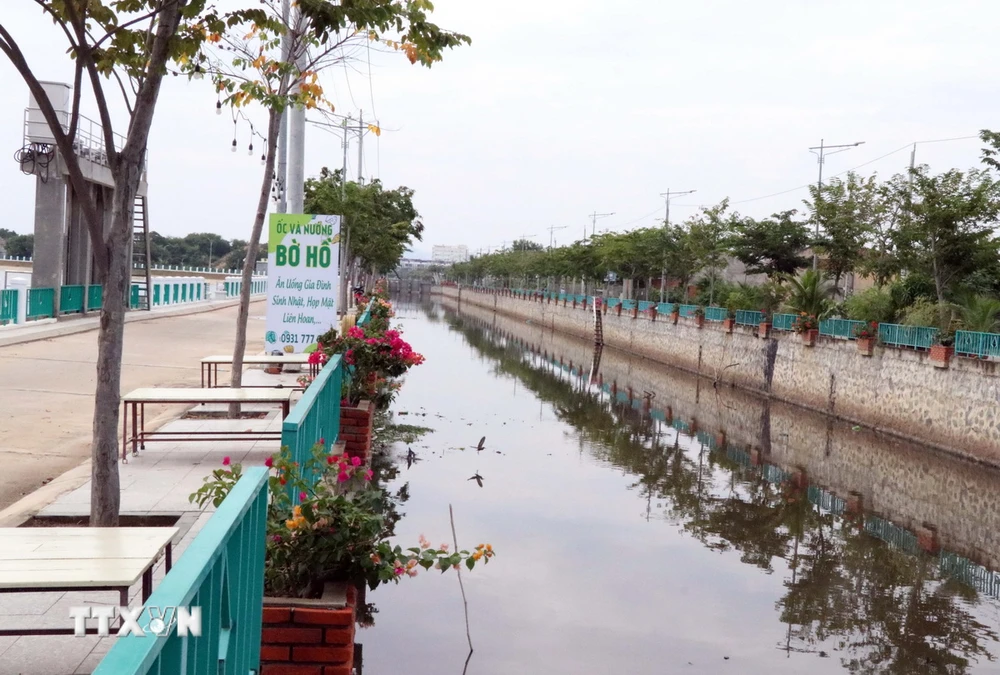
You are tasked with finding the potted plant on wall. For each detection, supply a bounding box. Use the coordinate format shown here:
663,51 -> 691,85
853,321 -> 878,356
793,313 -> 819,347
930,328 -> 955,368
722,307 -> 736,334
693,305 -> 706,329
758,309 -> 771,339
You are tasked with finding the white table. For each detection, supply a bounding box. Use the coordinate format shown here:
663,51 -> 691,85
200,354 -> 318,388
0,527 -> 177,636
121,387 -> 295,461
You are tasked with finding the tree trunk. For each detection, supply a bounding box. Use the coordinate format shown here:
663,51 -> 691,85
90,179 -> 134,527
229,110 -> 281,417
930,237 -> 948,328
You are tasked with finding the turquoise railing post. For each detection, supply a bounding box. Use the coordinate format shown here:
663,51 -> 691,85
356,305 -> 372,327
26,288 -> 55,320
59,285 -> 85,314
878,323 -> 938,350
153,284 -> 161,306
281,356 -> 344,504
88,285 -> 104,311
955,330 -> 1000,360
93,467 -> 268,675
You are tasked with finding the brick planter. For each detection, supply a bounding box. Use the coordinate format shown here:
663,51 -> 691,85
930,344 -> 954,369
758,321 -> 771,339
647,307 -> 657,322
800,329 -> 818,347
262,583 -> 357,675
340,400 -> 374,462
669,311 -> 679,325
694,315 -> 704,329
722,318 -> 735,334
857,337 -> 875,357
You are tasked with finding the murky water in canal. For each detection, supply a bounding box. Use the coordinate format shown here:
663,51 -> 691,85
360,298 -> 1000,674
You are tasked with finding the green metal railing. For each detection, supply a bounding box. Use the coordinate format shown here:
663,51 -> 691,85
0,289 -> 16,325
819,318 -> 867,340
677,304 -> 699,318
638,300 -> 654,311
879,323 -> 938,350
864,514 -> 920,554
955,330 -> 1000,360
704,306 -> 727,322
735,310 -> 764,326
656,302 -> 674,314
59,285 -> 85,314
27,288 -> 55,320
281,355 -> 344,505
94,467 -> 268,675
357,304 -> 372,327
87,285 -> 103,311
772,313 -> 796,331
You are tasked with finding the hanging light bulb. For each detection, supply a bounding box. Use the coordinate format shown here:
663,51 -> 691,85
231,139 -> 237,153
260,153 -> 266,166
248,142 -> 254,156
216,100 -> 222,115
193,64 -> 204,80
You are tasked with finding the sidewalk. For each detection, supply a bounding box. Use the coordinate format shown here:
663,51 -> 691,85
0,367 -> 296,674
0,296 -> 261,349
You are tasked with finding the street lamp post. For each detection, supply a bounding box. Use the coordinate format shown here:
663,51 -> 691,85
809,139 -> 864,270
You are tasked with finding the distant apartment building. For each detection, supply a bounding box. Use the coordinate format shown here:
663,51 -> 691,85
431,245 -> 469,264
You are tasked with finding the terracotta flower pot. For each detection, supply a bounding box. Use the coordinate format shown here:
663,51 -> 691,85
647,307 -> 658,321
758,321 -> 771,339
722,318 -> 735,333
669,311 -> 679,325
801,329 -> 818,347
930,344 -> 954,369
857,337 -> 875,356
694,315 -> 705,329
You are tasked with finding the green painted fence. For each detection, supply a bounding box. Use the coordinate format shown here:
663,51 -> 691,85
0,289 -> 17,325
955,330 -> 1000,360
94,467 -> 268,675
26,288 -> 55,320
819,318 -> 867,340
677,304 -> 699,318
84,285 -> 102,311
879,323 -> 938,350
59,285 -> 85,314
772,313 -> 796,331
704,306 -> 728,322
735,310 -> 764,326
280,355 -> 344,505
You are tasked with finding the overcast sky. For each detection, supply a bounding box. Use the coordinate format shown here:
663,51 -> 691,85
0,0 -> 995,258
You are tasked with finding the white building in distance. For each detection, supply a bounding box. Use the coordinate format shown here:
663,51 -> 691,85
431,245 -> 469,264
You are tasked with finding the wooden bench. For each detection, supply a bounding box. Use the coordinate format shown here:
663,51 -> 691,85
0,527 -> 177,636
121,387 -> 295,461
200,354 -> 318,388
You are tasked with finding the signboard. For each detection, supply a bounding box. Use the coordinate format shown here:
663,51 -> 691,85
264,214 -> 340,354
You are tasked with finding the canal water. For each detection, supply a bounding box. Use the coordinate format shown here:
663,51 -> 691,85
360,298 -> 1000,674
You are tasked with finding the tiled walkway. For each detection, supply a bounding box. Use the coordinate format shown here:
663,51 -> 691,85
0,368 -> 296,674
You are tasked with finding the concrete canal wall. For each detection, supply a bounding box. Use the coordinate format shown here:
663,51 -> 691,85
440,285 -> 1000,468
446,296 -> 1000,571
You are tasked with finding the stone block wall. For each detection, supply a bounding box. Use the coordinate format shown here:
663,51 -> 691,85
446,286 -> 1000,466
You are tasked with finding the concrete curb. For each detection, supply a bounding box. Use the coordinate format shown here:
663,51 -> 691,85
0,297 -> 265,349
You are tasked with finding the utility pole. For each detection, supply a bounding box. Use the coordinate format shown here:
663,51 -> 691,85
808,139 -> 865,270
588,211 -> 615,239
275,0 -> 290,214
658,189 -> 695,301
547,224 -> 567,249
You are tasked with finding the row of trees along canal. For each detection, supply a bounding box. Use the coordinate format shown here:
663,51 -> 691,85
451,136 -> 1000,334
0,1 -> 467,526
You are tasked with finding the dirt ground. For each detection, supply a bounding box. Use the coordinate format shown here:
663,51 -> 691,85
0,301 -> 265,510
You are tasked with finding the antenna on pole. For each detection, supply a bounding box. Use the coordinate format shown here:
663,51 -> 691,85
588,211 -> 615,239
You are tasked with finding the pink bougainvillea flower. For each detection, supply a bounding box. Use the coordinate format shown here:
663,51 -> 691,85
222,456 -> 231,466
363,469 -> 373,481
406,569 -> 418,577
338,471 -> 349,483
351,456 -> 362,467
394,566 -> 405,576
299,492 -> 307,502
272,534 -> 282,543
264,456 -> 274,468
440,543 -> 449,552
318,437 -> 325,446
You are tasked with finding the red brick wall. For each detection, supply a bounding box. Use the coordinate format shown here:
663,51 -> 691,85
340,401 -> 374,462
261,586 -> 357,675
